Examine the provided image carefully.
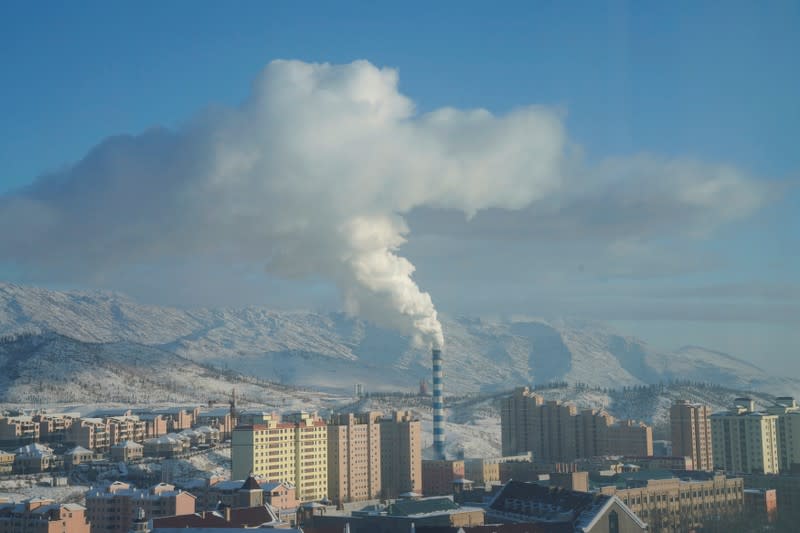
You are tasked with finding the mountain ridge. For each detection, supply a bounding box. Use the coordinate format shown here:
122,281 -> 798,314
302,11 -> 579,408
0,281 -> 795,396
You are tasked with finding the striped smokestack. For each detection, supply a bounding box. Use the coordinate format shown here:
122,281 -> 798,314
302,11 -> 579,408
432,347 -> 445,460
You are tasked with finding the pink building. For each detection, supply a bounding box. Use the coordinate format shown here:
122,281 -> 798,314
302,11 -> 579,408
0,499 -> 90,533
85,481 -> 195,533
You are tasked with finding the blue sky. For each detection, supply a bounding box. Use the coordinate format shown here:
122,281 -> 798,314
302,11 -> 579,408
1,1 -> 798,371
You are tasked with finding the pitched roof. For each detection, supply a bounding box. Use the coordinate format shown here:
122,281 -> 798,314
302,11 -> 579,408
241,475 -> 261,491
152,505 -> 279,528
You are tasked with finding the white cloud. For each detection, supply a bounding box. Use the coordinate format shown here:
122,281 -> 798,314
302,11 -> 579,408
0,59 -> 769,346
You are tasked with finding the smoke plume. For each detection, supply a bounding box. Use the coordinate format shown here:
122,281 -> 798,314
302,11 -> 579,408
0,60 -> 767,347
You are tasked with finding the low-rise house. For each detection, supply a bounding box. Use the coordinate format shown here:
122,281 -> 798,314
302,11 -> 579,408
0,451 -> 14,473
64,446 -> 93,469
261,481 -> 297,511
0,498 -> 90,533
143,434 -> 189,458
110,440 -> 144,462
14,443 -> 55,473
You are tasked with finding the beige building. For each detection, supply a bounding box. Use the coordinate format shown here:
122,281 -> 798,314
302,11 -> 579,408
0,499 -> 90,533
14,443 -> 54,473
231,412 -> 328,502
327,412 -> 381,503
0,416 -> 39,445
600,472 -> 744,532
106,416 -> 146,445
379,410 -> 422,499
110,441 -> 144,462
766,396 -> 800,472
711,398 -> 780,474
66,419 -> 110,452
85,481 -> 195,533
670,399 -> 713,471
502,387 -> 653,462
64,446 -> 93,469
35,413 -> 79,443
0,451 -> 14,473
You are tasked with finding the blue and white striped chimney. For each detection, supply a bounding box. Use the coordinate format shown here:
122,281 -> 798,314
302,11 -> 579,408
432,347 -> 445,460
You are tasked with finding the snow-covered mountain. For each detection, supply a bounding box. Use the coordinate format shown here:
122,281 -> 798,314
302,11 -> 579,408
0,282 -> 796,396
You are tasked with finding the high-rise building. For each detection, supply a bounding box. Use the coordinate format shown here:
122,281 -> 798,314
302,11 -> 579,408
379,411 -> 422,498
231,412 -> 328,502
327,412 -> 382,503
711,398 -> 780,474
766,396 -> 800,472
501,387 -> 652,461
671,399 -> 713,471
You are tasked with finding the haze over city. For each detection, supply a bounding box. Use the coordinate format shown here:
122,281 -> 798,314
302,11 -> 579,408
1,2 -> 798,370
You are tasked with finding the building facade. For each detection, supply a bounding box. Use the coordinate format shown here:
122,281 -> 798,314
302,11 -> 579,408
422,459 -> 465,496
327,412 -> 382,503
600,472 -> 744,532
0,499 -> 90,533
379,411 -> 422,499
670,400 -> 713,471
710,398 -> 780,474
231,412 -> 328,502
85,481 -> 195,533
502,387 -> 653,462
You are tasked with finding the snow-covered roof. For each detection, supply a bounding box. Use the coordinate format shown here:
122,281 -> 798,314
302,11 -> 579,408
15,443 -> 54,457
112,440 -> 143,449
65,446 -> 93,455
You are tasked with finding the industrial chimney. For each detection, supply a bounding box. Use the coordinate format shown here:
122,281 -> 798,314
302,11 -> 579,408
432,347 -> 445,460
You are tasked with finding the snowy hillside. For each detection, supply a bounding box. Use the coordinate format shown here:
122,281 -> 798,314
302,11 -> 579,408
0,331 -> 336,407
1,282 -> 796,396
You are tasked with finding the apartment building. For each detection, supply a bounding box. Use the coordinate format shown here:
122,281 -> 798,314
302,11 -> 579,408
599,471 -> 744,532
0,499 -> 90,533
379,410 -> 422,499
607,419 -> 653,457
766,396 -> 800,472
0,416 -> 40,446
106,416 -> 146,445
66,419 -> 110,452
231,412 -> 327,502
710,398 -> 780,474
196,408 -> 234,439
327,412 -> 381,503
501,387 -> 653,462
85,481 -> 195,533
35,413 -> 79,444
670,399 -> 713,471
463,454 -> 532,485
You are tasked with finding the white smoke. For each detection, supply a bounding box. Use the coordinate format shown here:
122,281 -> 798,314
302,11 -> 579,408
0,60 -> 767,347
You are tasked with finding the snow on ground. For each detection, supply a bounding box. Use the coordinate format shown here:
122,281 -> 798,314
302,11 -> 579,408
0,476 -> 88,503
